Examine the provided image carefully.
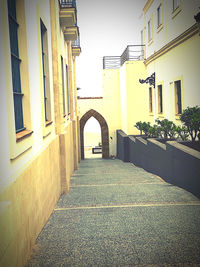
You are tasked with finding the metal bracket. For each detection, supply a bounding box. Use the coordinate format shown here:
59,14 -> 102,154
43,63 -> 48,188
139,72 -> 155,88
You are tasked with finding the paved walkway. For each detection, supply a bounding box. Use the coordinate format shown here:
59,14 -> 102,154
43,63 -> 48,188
26,158 -> 200,267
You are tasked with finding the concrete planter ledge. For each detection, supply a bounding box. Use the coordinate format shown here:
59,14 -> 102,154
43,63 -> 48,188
147,138 -> 166,150
117,130 -> 200,198
167,141 -> 200,159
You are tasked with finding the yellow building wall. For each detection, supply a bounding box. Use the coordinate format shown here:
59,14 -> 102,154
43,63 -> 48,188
146,32 -> 200,125
59,122 -> 75,194
0,136 -> 61,267
123,61 -> 148,135
0,0 -> 80,265
78,68 -> 122,156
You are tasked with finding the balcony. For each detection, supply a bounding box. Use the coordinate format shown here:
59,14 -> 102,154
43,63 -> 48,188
72,36 -> 81,56
59,0 -> 77,28
103,45 -> 145,69
63,26 -> 79,41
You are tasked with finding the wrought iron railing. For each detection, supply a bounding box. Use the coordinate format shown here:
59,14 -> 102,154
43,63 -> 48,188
59,0 -> 76,8
71,35 -> 80,47
103,45 -> 145,69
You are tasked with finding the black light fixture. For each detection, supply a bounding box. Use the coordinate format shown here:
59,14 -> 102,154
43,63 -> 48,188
139,72 -> 155,88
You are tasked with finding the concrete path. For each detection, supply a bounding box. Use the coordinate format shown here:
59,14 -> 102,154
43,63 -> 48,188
26,158 -> 200,267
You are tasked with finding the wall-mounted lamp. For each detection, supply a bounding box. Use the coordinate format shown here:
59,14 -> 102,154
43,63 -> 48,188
139,72 -> 155,88
194,11 -> 200,35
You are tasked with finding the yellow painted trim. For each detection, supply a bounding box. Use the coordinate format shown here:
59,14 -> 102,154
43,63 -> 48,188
2,0 -> 33,160
172,0 -> 182,19
173,75 -> 184,119
156,0 -> 164,32
157,24 -> 163,33
145,23 -> 199,65
147,14 -> 153,45
143,0 -> 154,14
157,81 -> 164,117
148,39 -> 153,46
148,87 -> 153,114
36,5 -> 53,138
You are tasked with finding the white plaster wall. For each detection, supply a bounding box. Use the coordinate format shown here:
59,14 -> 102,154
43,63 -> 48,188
0,0 -> 57,193
144,0 -> 200,59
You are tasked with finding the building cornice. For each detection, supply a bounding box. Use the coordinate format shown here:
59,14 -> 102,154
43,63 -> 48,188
143,0 -> 154,15
144,23 -> 199,66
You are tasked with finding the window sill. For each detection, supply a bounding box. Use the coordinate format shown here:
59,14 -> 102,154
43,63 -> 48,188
175,114 -> 181,120
158,113 -> 164,118
172,6 -> 182,19
149,112 -> 154,116
16,129 -> 33,143
45,120 -> 53,127
157,24 -> 163,33
148,39 -> 153,46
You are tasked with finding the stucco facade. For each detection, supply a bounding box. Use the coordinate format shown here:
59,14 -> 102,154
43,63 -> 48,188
101,0 -> 200,139
0,0 -> 81,265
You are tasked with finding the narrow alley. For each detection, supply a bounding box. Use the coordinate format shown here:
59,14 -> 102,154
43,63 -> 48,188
26,159 -> 200,267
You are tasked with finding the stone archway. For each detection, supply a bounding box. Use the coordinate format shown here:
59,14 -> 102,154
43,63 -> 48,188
80,109 -> 109,159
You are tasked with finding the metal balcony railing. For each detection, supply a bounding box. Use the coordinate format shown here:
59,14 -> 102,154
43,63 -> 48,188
103,45 -> 145,69
71,35 -> 80,47
59,0 -> 76,8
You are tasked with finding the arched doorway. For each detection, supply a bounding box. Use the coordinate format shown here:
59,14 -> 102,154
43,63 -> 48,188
80,109 -> 109,159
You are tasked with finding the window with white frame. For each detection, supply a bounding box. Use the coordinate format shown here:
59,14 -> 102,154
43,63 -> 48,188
148,18 -> 152,42
174,80 -> 182,114
61,56 -> 66,116
8,0 -> 25,133
173,0 -> 180,11
158,85 -> 163,114
149,87 -> 153,113
140,29 -> 144,57
66,65 -> 70,115
157,3 -> 162,27
40,19 -> 51,123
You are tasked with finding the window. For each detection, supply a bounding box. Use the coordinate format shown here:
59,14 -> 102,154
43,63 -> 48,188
149,87 -> 153,113
157,3 -> 162,27
61,56 -> 66,116
148,19 -> 152,42
66,65 -> 70,115
174,80 -> 182,114
173,0 -> 180,11
40,19 -> 51,122
141,30 -> 144,45
8,0 -> 25,133
141,30 -> 144,57
158,85 -> 163,114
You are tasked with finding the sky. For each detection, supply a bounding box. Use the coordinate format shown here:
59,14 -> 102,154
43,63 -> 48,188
76,0 -> 146,97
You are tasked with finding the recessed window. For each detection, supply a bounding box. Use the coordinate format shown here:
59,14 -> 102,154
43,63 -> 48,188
61,56 -> 66,116
173,0 -> 180,11
66,65 -> 70,115
140,29 -> 144,57
40,19 -> 51,123
148,18 -> 152,42
174,80 -> 182,114
8,0 -> 25,133
149,87 -> 153,113
157,3 -> 162,27
158,85 -> 163,114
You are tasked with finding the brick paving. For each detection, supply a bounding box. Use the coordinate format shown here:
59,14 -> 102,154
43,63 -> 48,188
26,158 -> 200,267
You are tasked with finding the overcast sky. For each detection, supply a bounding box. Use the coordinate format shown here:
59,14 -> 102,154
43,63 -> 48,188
76,0 -> 146,97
